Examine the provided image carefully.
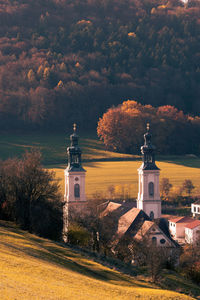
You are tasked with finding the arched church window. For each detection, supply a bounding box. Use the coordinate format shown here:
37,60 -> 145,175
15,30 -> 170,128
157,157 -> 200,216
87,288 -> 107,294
74,184 -> 80,198
148,182 -> 154,196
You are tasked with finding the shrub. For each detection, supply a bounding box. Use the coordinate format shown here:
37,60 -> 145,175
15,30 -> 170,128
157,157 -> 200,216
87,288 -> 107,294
68,223 -> 91,247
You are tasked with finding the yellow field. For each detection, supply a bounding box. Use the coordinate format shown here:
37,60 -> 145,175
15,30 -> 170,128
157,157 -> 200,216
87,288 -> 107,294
0,221 -> 195,300
0,133 -> 199,198
52,160 -> 200,198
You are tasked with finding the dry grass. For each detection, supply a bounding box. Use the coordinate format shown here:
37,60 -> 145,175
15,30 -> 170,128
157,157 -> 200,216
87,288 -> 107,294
0,221 -> 194,300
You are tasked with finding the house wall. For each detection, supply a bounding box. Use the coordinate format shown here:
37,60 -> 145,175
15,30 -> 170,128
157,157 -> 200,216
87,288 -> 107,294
169,221 -> 187,238
169,222 -> 176,238
185,227 -> 193,244
149,231 -> 171,247
176,223 -> 186,238
191,204 -> 200,217
185,226 -> 200,244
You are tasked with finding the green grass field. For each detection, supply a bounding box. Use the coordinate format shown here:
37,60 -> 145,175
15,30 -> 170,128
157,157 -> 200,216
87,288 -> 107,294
0,220 -> 197,300
0,132 -> 133,164
0,132 -> 200,197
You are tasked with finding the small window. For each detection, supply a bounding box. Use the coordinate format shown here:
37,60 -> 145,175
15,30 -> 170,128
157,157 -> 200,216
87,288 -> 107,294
74,183 -> 80,198
150,211 -> 154,220
148,182 -> 154,196
160,239 -> 166,244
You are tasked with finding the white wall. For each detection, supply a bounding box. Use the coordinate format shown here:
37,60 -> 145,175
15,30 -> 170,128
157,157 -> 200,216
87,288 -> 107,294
185,226 -> 200,244
191,204 -> 200,217
137,168 -> 161,219
64,169 -> 86,203
169,222 -> 176,238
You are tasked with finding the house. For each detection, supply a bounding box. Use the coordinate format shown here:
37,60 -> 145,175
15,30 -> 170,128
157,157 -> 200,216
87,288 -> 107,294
185,220 -> 200,245
168,216 -> 194,239
100,201 -> 179,263
191,199 -> 200,218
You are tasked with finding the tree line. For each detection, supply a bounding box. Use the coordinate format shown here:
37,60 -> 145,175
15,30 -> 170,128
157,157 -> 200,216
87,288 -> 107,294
0,0 -> 199,131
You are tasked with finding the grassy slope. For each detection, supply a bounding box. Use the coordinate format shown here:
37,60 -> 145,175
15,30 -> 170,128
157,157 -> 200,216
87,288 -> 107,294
0,132 -> 200,197
0,132 -> 133,164
0,221 -> 196,300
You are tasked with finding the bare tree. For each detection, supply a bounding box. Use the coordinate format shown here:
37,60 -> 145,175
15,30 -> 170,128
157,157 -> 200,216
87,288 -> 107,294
180,244 -> 200,284
160,178 -> 173,199
129,233 -> 176,283
182,179 -> 195,196
0,151 -> 63,240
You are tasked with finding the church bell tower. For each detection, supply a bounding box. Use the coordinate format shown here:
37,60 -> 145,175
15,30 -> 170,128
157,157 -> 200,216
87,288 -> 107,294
63,124 -> 86,242
64,124 -> 86,205
137,124 -> 161,219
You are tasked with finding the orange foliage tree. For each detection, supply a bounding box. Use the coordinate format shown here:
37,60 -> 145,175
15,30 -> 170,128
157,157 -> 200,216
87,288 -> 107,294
97,100 -> 200,155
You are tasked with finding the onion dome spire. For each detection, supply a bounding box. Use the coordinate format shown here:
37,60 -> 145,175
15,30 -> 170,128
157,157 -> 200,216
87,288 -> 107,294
70,123 -> 79,147
140,123 -> 159,170
67,124 -> 85,171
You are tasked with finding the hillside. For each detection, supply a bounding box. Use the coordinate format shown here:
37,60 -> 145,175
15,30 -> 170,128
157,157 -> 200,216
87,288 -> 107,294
0,220 -> 198,300
0,0 -> 199,131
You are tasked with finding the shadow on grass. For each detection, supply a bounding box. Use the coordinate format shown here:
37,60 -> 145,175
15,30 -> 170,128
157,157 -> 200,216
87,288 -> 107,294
44,155 -> 200,170
0,221 -> 153,289
159,271 -> 200,298
157,155 -> 200,169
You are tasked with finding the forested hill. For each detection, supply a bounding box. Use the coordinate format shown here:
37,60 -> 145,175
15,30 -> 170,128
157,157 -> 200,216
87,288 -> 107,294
0,0 -> 199,131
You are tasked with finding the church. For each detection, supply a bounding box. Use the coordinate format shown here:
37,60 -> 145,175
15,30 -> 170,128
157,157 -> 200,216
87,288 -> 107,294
63,124 -> 179,256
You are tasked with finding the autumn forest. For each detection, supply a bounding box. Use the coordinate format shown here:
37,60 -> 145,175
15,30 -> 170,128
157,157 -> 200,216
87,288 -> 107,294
0,0 -> 199,144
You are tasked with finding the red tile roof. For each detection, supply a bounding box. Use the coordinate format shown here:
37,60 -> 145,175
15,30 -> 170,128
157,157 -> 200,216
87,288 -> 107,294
185,220 -> 200,229
169,216 -> 194,224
